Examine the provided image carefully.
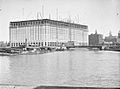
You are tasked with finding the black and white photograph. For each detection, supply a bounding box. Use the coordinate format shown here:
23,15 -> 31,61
0,0 -> 120,89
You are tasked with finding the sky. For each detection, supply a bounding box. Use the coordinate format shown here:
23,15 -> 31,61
0,0 -> 120,41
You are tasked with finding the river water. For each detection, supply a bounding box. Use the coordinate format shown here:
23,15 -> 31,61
0,48 -> 120,88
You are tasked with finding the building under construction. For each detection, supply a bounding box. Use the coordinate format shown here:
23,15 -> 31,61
9,19 -> 88,47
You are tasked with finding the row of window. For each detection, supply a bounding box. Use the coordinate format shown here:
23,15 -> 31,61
11,42 -> 67,47
10,21 -> 44,27
11,42 -> 88,47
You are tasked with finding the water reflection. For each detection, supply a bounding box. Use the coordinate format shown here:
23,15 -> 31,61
0,49 -> 120,87
0,57 -> 10,84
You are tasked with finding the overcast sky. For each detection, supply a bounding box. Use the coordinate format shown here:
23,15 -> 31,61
0,0 -> 120,41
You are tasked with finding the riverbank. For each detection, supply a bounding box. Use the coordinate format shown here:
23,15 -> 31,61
0,86 -> 34,89
34,86 -> 120,89
0,47 -> 57,56
0,84 -> 35,89
0,85 -> 119,89
1,45 -> 120,56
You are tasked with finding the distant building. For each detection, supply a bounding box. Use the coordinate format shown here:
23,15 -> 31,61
89,30 -> 103,46
9,19 -> 88,47
117,30 -> 120,43
104,31 -> 117,43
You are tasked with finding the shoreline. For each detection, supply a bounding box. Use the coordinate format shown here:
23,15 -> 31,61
0,48 -> 120,56
0,85 -> 119,89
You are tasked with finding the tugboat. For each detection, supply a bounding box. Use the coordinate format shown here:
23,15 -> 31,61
108,46 -> 120,51
104,45 -> 120,51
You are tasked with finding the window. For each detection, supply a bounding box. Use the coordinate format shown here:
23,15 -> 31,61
11,43 -> 13,47
45,42 -> 46,46
48,42 -> 49,46
41,42 -> 43,46
14,43 -> 15,47
16,43 -> 18,46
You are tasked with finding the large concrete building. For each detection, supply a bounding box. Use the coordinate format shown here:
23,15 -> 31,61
9,19 -> 88,47
89,30 -> 103,46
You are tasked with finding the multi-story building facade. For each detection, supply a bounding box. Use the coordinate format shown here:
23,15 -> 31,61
9,19 -> 88,47
89,30 -> 103,46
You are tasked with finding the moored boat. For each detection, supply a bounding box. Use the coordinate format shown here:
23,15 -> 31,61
104,45 -> 120,51
0,52 -> 18,56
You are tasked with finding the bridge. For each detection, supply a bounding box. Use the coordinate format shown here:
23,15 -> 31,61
66,45 -> 103,50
